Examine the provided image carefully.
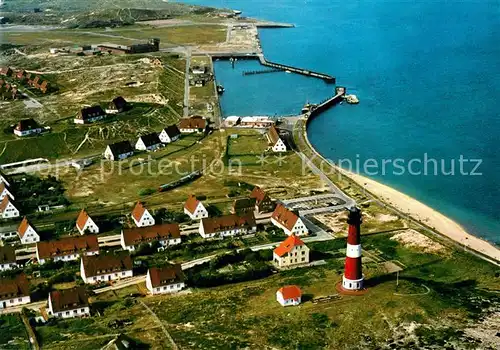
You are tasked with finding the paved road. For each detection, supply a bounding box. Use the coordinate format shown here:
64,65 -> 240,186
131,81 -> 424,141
296,151 -> 355,209
0,301 -> 46,315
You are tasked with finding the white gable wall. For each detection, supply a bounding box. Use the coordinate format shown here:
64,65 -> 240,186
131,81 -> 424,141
19,226 -> 40,244
133,210 -> 155,227
2,202 -> 19,219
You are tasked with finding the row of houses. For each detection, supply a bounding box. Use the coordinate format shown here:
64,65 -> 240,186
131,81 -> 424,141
0,260 -> 185,316
0,67 -> 51,94
104,116 -> 208,161
0,175 -> 20,220
0,79 -> 20,100
74,96 -> 128,125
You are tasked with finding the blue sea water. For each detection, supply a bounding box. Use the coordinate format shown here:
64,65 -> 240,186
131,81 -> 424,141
178,0 -> 500,244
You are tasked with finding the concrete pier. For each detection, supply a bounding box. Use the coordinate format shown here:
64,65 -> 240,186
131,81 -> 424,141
309,87 -> 346,118
258,55 -> 336,83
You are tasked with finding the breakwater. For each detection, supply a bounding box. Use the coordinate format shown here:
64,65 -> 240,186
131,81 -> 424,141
242,68 -> 283,76
211,53 -> 335,83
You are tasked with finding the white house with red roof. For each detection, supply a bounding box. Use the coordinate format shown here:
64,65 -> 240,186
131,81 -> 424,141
0,183 -> 14,201
131,201 -> 155,227
184,195 -> 208,220
75,209 -> 99,235
276,285 -> 302,307
271,204 -> 308,236
48,287 -> 90,319
0,197 -> 19,219
121,224 -> 181,252
267,126 -> 287,153
273,235 -> 310,268
17,217 -> 39,244
146,264 -> 185,295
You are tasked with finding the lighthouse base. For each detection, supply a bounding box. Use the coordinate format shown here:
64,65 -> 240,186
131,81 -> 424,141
342,275 -> 364,290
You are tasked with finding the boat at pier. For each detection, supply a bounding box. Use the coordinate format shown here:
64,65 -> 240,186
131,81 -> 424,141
217,84 -> 225,95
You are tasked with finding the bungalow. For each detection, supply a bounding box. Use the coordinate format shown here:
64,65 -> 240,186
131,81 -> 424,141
0,197 -> 20,219
146,264 -> 185,295
48,287 -> 90,319
0,182 -> 14,201
135,132 -> 162,151
36,235 -> 99,265
75,209 -> 99,235
239,116 -> 275,128
199,213 -> 256,239
250,186 -> 276,213
159,124 -> 181,144
273,235 -> 310,268
183,195 -> 208,220
271,204 -> 308,236
231,197 -> 256,215
178,116 -> 207,134
131,201 -> 155,227
0,274 -> 31,309
80,253 -> 133,284
17,217 -> 40,244
121,223 -> 181,252
266,126 -> 287,152
0,246 -> 17,271
276,285 -> 302,307
13,118 -> 43,137
74,106 -> 106,124
105,96 -> 128,114
104,140 -> 134,161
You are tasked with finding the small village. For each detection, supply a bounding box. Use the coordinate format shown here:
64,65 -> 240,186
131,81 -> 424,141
0,1 -> 499,348
0,163 -> 360,325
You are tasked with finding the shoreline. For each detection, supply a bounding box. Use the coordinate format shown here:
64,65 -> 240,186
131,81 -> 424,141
302,122 -> 500,265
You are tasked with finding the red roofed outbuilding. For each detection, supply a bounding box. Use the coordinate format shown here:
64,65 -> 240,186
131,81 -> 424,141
276,285 -> 302,307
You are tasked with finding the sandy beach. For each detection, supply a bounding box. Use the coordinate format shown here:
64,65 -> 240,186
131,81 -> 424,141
337,168 -> 500,263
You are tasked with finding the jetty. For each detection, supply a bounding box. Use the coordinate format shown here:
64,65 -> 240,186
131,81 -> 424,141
309,86 -> 346,117
242,68 -> 283,76
258,54 -> 335,83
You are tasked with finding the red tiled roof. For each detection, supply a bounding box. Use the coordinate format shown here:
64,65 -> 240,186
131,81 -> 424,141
0,274 -> 29,300
267,126 -> 280,144
278,285 -> 302,300
271,204 -> 299,231
0,196 -> 14,213
273,235 -> 305,257
178,116 -> 206,130
250,186 -> 269,204
17,217 -> 32,238
201,213 -> 256,234
122,223 -> 180,247
131,201 -> 147,222
184,195 -> 200,214
149,264 -> 184,288
37,235 -> 99,260
82,253 -> 132,277
0,245 -> 16,264
50,287 -> 89,313
76,209 -> 92,231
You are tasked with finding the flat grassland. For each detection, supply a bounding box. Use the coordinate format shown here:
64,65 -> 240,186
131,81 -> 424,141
32,233 -> 500,349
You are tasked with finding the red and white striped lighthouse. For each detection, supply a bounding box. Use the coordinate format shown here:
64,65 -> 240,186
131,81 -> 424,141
342,207 -> 364,290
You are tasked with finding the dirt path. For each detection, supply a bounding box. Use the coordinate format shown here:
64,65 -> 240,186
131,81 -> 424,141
139,300 -> 179,350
